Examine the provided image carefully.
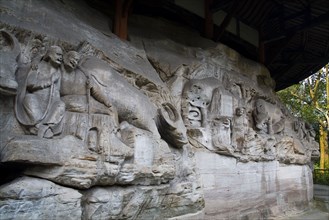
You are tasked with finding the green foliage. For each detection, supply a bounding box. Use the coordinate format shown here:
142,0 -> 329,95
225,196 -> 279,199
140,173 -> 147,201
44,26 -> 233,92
277,84 -> 318,124
277,83 -> 319,138
313,168 -> 329,186
277,68 -> 328,139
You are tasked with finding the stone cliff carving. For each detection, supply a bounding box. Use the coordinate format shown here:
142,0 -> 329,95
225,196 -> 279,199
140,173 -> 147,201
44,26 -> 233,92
232,107 -> 249,152
177,74 -> 317,163
15,46 -> 65,138
253,99 -> 285,134
0,30 -> 192,191
0,30 -> 19,95
0,5 -> 319,218
182,78 -> 219,128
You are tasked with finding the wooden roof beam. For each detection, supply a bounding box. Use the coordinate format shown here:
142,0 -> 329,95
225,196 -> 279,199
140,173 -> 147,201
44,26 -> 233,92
268,7 -> 308,22
264,10 -> 329,44
214,0 -> 240,42
276,57 -> 329,65
211,0 -> 233,13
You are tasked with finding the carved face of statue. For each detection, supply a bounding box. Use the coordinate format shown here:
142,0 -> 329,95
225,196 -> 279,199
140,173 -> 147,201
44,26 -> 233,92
47,46 -> 63,66
236,107 -> 245,116
64,51 -> 80,71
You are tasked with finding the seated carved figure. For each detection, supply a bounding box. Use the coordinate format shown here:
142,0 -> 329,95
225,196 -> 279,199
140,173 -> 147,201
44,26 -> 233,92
15,46 -> 65,138
252,99 -> 285,134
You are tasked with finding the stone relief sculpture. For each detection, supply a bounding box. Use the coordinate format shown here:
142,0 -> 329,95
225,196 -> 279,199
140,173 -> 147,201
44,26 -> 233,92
182,78 -> 218,128
252,98 -> 285,134
174,62 -> 318,163
0,12 -> 319,218
0,28 -> 194,193
232,107 -> 249,152
0,30 -> 20,96
15,45 -> 65,138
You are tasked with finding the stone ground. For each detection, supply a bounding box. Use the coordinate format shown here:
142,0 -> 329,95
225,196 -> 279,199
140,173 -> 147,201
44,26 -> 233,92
274,184 -> 329,220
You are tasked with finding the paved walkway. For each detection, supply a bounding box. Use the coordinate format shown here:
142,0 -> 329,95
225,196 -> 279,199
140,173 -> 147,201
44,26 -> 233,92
314,184 -> 329,204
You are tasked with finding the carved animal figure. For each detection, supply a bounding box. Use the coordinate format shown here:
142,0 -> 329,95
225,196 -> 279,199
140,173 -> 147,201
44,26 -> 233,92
182,78 -> 219,127
253,99 -> 285,134
157,102 -> 188,147
78,56 -> 160,138
0,30 -> 20,95
78,56 -> 187,147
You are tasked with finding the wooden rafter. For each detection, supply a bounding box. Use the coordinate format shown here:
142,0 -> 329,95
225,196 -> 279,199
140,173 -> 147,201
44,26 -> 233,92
214,0 -> 240,41
264,10 -> 329,43
211,0 -> 232,13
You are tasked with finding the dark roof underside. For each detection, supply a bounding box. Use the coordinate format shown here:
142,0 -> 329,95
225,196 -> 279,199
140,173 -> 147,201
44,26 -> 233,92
87,0 -> 329,91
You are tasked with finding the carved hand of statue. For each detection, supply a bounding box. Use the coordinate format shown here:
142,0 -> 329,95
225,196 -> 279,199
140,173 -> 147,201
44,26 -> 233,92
31,64 -> 38,71
51,71 -> 61,83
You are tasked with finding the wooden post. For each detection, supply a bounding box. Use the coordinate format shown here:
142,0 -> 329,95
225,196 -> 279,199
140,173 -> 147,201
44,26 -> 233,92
259,30 -> 265,64
204,0 -> 214,39
114,0 -> 123,37
113,0 -> 133,40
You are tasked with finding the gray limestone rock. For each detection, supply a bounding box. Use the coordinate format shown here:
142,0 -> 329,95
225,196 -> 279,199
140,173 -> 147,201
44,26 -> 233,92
0,176 -> 82,220
0,0 -> 320,219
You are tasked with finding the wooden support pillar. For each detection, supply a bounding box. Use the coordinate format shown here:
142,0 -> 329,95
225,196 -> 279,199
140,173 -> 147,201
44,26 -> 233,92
259,30 -> 265,64
113,0 -> 133,40
114,0 -> 123,37
204,0 -> 214,39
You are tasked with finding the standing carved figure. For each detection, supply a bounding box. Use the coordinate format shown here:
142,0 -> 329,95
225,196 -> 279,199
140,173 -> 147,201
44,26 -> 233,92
232,107 -> 249,151
15,46 -> 65,138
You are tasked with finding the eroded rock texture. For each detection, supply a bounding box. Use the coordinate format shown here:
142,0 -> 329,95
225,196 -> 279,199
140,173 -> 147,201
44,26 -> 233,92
0,0 -> 319,219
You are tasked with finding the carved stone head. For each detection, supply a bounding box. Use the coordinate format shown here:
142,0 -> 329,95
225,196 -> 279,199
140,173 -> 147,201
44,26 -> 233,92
44,46 -> 63,67
63,51 -> 80,71
235,107 -> 246,116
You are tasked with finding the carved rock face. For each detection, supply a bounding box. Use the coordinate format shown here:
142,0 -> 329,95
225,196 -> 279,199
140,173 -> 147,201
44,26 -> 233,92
253,99 -> 285,134
0,30 -> 19,95
0,1 -> 319,218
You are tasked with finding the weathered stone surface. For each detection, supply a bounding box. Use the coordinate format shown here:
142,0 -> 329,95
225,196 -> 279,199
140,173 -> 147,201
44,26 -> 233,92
0,30 -> 19,95
0,176 -> 82,219
195,150 -> 313,219
1,135 -> 85,165
82,184 -> 204,220
0,0 -> 319,219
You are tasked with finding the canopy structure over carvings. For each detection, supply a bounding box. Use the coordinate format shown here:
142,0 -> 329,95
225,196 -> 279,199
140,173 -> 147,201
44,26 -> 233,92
88,0 -> 329,90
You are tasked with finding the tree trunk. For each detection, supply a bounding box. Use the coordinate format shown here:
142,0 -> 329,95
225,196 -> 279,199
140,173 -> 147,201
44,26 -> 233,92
319,125 -> 327,169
